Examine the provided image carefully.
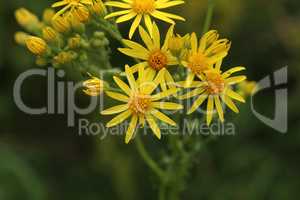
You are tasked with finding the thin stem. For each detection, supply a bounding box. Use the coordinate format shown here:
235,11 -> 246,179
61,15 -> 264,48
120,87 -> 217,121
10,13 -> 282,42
202,0 -> 215,34
135,134 -> 165,180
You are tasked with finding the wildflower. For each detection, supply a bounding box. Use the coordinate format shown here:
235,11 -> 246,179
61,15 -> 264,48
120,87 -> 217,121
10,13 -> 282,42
83,76 -> 105,96
237,80 -> 258,98
51,16 -> 71,33
25,36 -> 48,55
119,22 -> 177,91
15,8 -> 41,32
43,9 -> 56,24
182,30 -> 231,87
105,0 -> 185,38
42,27 -> 58,42
178,61 -> 246,125
14,32 -> 30,46
90,0 -> 107,16
101,65 -> 182,143
52,0 -> 93,18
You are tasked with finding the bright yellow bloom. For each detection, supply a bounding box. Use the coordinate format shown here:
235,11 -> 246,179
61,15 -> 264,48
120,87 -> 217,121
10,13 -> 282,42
105,0 -> 185,38
25,36 -> 48,55
168,33 -> 190,59
52,0 -> 93,18
119,22 -> 177,91
101,65 -> 182,143
182,30 -> 231,87
83,76 -> 105,96
71,6 -> 90,22
178,60 -> 246,125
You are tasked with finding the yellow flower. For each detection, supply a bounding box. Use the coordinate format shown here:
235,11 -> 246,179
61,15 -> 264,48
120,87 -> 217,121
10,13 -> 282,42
101,65 -> 182,143
182,30 -> 231,87
83,76 -> 105,96
53,51 -> 76,65
178,60 -> 246,125
25,36 -> 48,55
105,0 -> 185,38
42,27 -> 58,42
51,16 -> 71,33
118,22 -> 177,91
68,35 -> 82,49
52,0 -> 93,18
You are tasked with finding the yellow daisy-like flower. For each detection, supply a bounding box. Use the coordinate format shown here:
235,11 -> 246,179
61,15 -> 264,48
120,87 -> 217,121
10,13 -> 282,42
52,0 -> 93,18
182,30 -> 231,87
119,22 -> 178,91
104,0 -> 185,38
178,60 -> 247,125
101,65 -> 183,143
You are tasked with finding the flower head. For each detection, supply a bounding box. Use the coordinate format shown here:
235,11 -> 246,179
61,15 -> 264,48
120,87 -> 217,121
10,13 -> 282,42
105,0 -> 185,38
42,27 -> 58,42
119,22 -> 178,91
52,0 -> 93,18
51,16 -> 71,33
182,30 -> 231,87
15,8 -> 42,32
178,60 -> 246,125
101,65 -> 182,143
14,32 -> 30,46
25,36 -> 48,55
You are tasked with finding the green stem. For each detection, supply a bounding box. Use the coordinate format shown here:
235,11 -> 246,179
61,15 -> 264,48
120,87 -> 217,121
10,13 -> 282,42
202,0 -> 215,34
135,134 -> 165,180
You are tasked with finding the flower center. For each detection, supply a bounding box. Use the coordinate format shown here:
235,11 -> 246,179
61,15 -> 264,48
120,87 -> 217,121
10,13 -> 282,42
148,50 -> 168,71
205,72 -> 225,94
128,93 -> 152,114
188,53 -> 210,74
132,0 -> 155,14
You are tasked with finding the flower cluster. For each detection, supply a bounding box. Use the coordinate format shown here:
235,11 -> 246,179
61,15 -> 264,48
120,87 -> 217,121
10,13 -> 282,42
14,1 -> 109,70
14,0 -> 256,143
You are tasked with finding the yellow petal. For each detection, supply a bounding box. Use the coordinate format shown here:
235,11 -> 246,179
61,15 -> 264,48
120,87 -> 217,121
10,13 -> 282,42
151,109 -> 176,126
105,91 -> 129,102
106,110 -> 132,128
214,95 -> 224,122
113,76 -> 131,95
206,96 -> 214,125
146,114 -> 161,139
125,115 -> 138,144
152,102 -> 183,110
101,104 -> 128,115
187,93 -> 208,114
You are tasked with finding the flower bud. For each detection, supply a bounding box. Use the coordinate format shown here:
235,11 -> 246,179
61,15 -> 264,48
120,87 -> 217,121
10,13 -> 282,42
36,57 -> 48,66
53,51 -> 77,65
42,26 -> 58,42
25,36 -> 47,55
14,32 -> 30,46
43,9 -> 55,24
15,8 -> 41,32
237,80 -> 258,98
83,76 -> 105,96
72,6 -> 90,23
91,0 -> 107,16
68,35 -> 81,49
51,16 -> 71,33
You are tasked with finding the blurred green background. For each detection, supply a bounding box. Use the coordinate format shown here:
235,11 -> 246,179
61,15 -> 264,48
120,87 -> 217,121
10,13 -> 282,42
0,0 -> 300,199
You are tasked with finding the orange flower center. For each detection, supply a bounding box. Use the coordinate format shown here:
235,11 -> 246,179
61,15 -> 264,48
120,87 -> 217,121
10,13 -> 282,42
188,53 -> 210,74
132,0 -> 155,14
148,50 -> 168,71
205,72 -> 225,94
128,93 -> 152,114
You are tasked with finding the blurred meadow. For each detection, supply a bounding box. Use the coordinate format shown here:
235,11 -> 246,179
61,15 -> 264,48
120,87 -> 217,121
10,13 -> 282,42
0,0 -> 300,199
